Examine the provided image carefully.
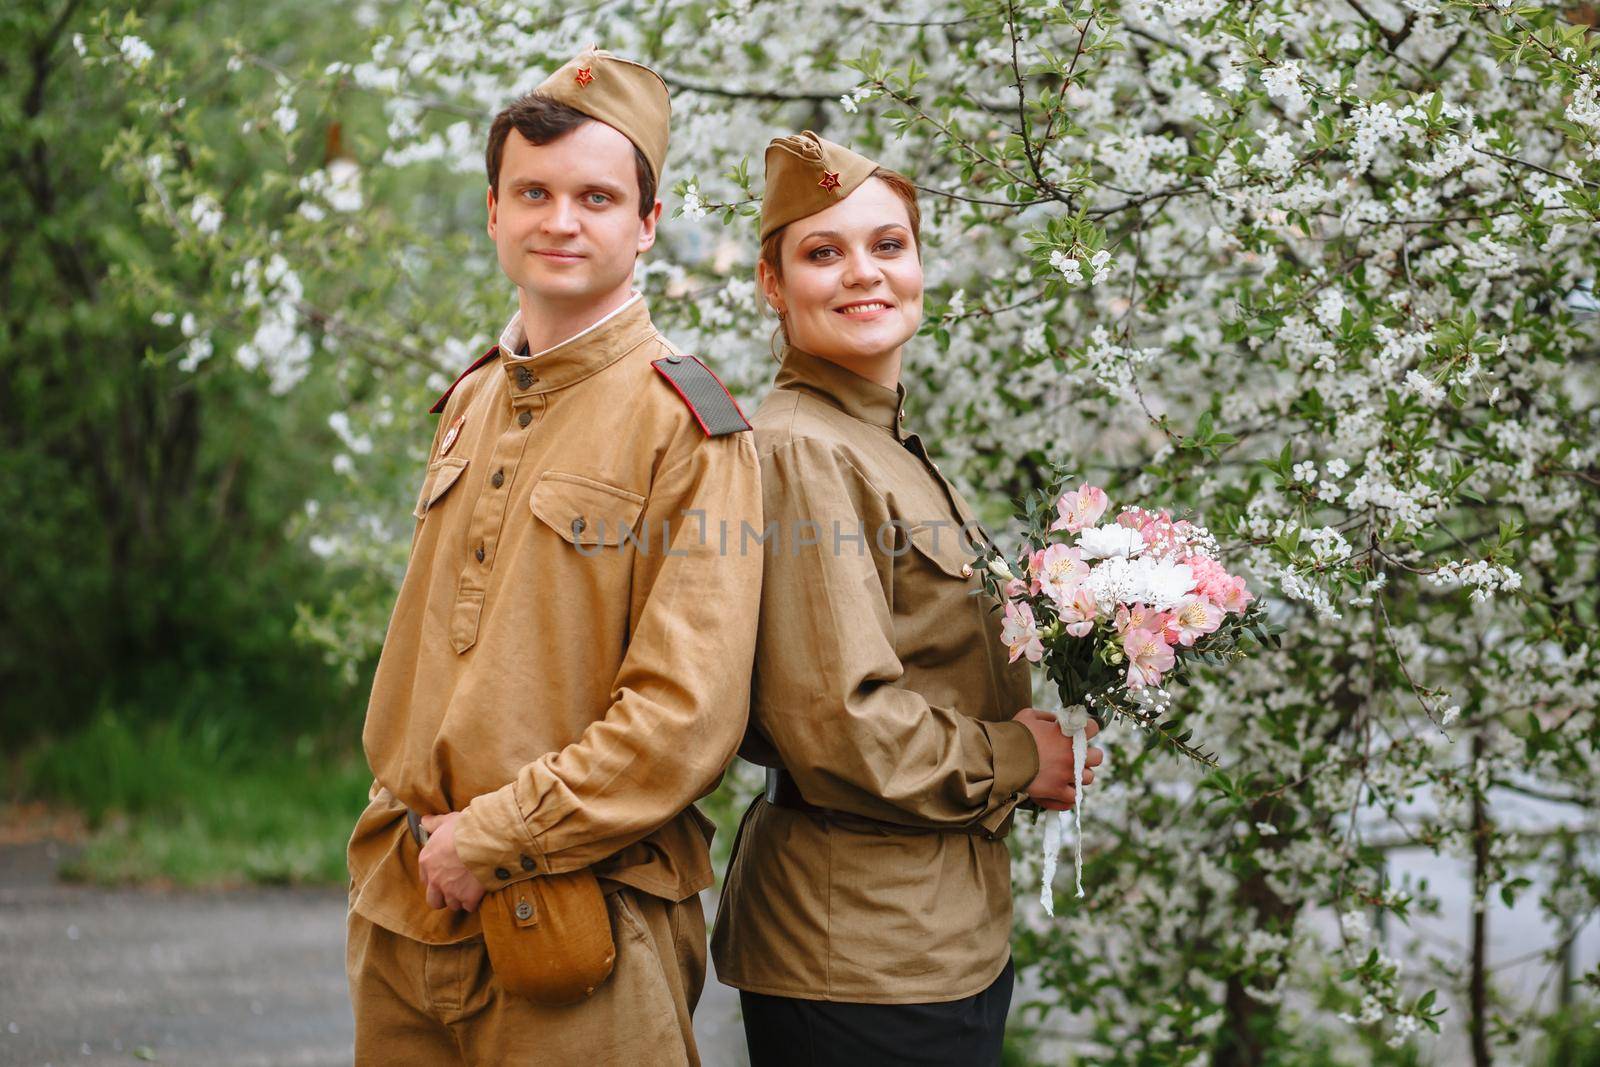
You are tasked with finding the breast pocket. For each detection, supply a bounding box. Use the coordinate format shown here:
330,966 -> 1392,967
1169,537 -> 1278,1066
905,522 -> 980,582
529,471 -> 647,552
412,457 -> 470,519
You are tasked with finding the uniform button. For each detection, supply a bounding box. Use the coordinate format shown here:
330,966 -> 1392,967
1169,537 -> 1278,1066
514,899 -> 534,921
520,855 -> 536,872
475,546 -> 486,562
960,563 -> 973,578
518,410 -> 533,428
515,367 -> 535,389
571,516 -> 586,534
491,469 -> 504,488
494,867 -> 511,881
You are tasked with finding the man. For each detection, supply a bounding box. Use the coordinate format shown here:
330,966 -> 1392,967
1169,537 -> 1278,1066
344,48 -> 762,1066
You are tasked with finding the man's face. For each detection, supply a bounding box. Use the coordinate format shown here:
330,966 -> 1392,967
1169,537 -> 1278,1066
487,123 -> 660,307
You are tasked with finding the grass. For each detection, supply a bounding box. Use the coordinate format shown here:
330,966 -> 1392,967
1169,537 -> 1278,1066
15,710 -> 369,887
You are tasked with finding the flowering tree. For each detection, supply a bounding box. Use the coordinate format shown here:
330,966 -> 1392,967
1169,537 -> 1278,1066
85,0 -> 1600,1060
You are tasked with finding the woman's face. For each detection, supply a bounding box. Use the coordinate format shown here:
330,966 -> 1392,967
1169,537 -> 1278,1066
760,177 -> 923,366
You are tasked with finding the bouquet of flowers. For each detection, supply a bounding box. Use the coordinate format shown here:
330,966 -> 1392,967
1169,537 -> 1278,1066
977,470 -> 1279,913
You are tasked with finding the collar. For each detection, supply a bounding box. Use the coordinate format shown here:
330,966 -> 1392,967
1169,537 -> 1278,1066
773,345 -> 908,436
498,290 -> 644,360
494,293 -> 653,396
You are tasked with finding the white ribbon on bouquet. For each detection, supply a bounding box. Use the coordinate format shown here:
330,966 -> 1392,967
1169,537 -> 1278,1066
1039,704 -> 1092,916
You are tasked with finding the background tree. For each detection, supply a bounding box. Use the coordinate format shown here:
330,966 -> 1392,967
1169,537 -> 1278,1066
61,0 -> 1600,1062
0,0 -> 363,745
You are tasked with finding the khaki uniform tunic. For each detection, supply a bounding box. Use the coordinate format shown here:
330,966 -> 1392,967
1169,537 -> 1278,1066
348,296 -> 762,946
711,347 -> 1038,1004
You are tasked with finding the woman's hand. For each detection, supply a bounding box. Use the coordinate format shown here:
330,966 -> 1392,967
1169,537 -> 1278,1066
1014,708 -> 1103,811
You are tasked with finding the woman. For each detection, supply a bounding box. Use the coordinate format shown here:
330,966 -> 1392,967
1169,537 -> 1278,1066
711,131 -> 1103,1066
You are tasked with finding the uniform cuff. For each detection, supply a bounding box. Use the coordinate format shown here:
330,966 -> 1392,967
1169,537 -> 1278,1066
987,718 -> 1040,800
453,784 -> 547,891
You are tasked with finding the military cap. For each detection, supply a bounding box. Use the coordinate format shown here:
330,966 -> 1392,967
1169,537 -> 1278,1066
760,131 -> 881,240
535,48 -> 670,186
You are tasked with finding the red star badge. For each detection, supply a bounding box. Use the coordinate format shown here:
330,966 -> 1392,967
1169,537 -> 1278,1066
818,170 -> 842,192
574,66 -> 594,87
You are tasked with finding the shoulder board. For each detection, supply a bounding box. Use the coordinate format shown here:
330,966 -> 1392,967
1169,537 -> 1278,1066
651,353 -> 752,437
429,346 -> 500,414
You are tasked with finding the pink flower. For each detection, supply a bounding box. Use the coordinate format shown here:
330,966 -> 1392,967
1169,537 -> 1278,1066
1113,602 -> 1156,636
1139,510 -> 1186,554
1187,555 -> 1232,600
1057,585 -> 1099,637
1001,600 -> 1044,663
1171,596 -> 1224,646
1050,484 -> 1109,533
1036,543 -> 1090,606
1024,548 -> 1047,596
1149,611 -> 1182,646
1215,575 -> 1254,614
1123,626 -> 1175,688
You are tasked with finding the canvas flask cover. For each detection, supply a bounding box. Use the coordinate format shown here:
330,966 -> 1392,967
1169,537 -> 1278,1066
479,867 -> 616,1004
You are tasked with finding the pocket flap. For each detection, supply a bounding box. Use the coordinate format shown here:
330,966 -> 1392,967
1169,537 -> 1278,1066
907,523 -> 979,579
529,472 -> 646,547
413,457 -> 470,519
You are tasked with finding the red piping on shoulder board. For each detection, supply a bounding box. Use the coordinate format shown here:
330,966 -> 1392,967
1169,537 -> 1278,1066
652,354 -> 751,436
429,345 -> 500,414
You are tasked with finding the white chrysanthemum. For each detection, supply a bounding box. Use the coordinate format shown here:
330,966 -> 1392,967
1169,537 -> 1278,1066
1077,523 -> 1145,559
1083,556 -> 1196,611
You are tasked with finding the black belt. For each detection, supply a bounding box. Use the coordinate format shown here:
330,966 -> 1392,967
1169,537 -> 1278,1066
764,767 -> 825,813
763,768 -> 996,838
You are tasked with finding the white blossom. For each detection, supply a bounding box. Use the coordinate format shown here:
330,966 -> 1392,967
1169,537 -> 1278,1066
681,181 -> 709,221
189,194 -> 224,235
118,35 -> 154,69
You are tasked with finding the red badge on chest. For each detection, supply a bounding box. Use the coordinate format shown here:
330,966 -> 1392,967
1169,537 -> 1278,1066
440,414 -> 466,456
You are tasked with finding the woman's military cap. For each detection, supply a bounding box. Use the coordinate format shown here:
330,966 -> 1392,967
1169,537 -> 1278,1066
760,131 -> 881,240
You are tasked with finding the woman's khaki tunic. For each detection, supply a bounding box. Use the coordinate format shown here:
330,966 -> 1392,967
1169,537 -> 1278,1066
712,347 -> 1037,1004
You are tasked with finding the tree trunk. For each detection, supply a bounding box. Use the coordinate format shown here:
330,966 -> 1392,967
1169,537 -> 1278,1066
1469,732 -> 1492,1067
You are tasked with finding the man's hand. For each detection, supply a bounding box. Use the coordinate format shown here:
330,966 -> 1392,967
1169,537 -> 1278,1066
418,812 -> 488,912
1014,708 -> 1104,812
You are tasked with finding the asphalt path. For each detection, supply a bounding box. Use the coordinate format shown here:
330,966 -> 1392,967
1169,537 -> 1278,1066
0,842 -> 747,1066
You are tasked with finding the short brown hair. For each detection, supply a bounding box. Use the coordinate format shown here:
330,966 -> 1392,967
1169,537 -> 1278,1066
759,168 -> 922,282
485,93 -> 657,218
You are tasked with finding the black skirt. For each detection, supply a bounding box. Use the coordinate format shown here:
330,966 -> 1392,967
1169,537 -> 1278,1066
738,957 -> 1016,1067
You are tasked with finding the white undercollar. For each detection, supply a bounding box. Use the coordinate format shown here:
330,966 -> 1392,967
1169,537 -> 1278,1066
499,291 -> 644,360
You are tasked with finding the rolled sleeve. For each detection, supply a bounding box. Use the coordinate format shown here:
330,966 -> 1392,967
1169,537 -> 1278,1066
976,719 -> 1039,835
